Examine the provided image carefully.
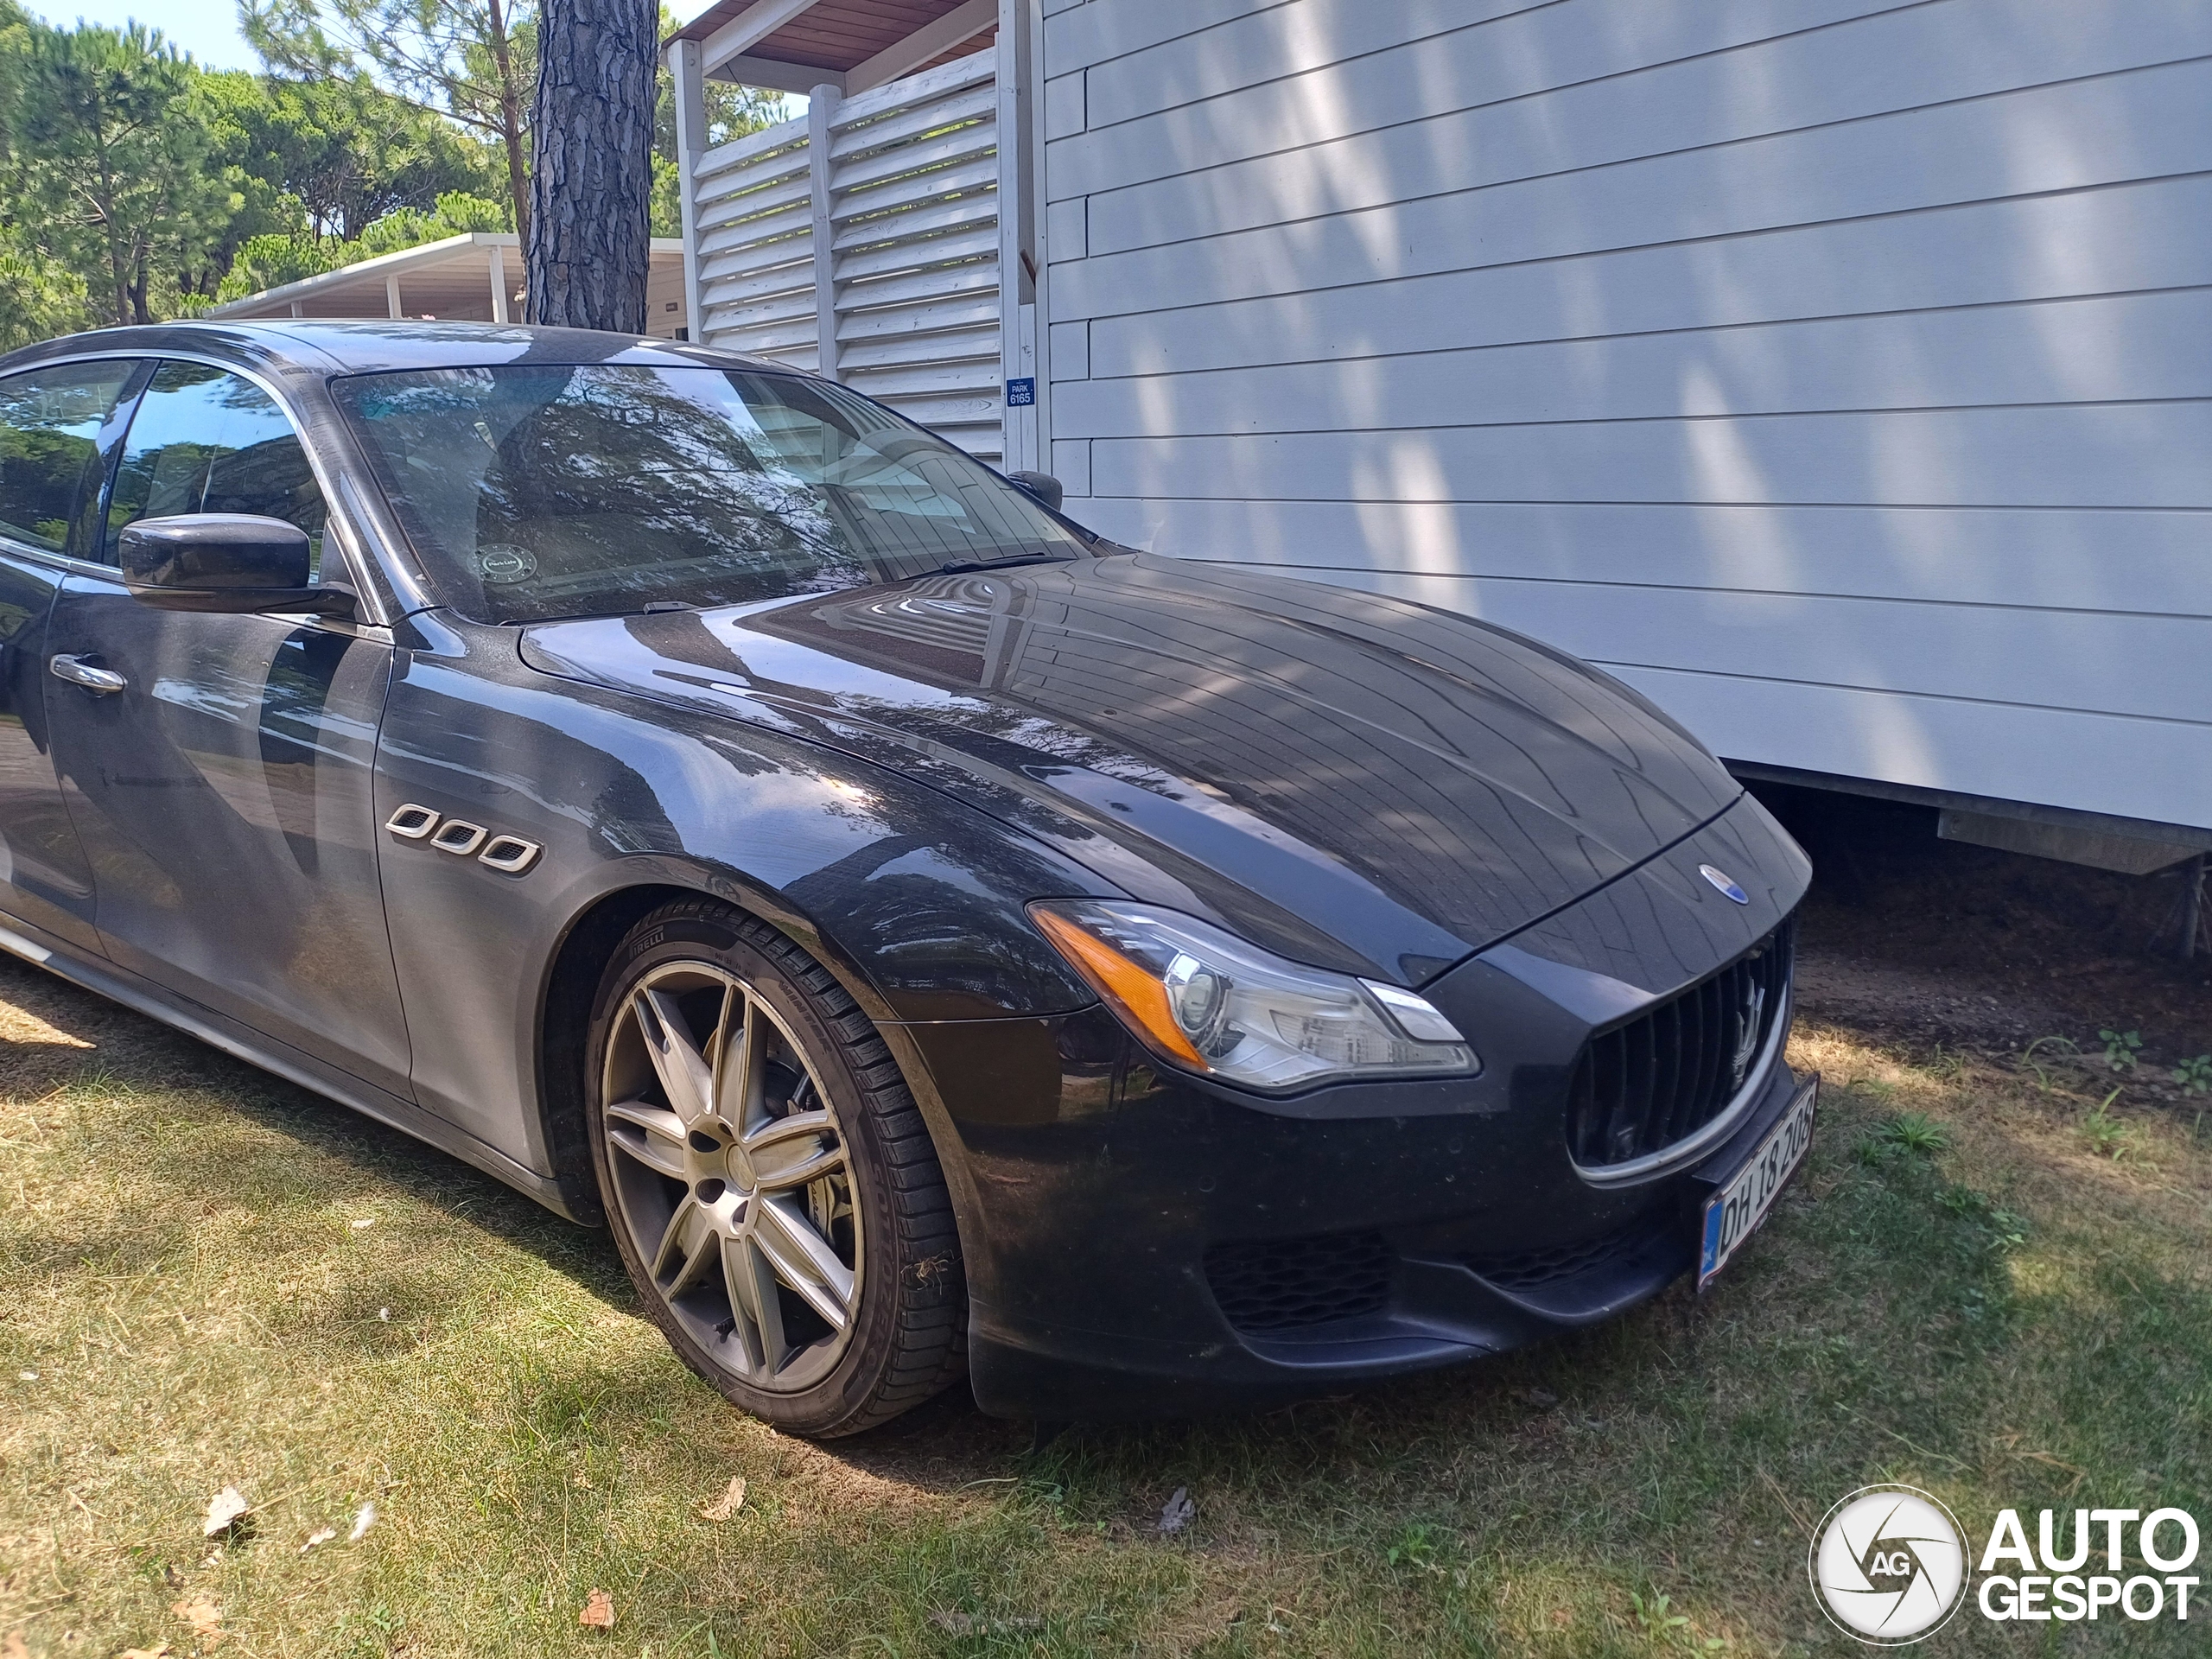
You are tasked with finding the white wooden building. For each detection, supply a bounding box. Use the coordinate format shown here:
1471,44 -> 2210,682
666,0 -> 2212,858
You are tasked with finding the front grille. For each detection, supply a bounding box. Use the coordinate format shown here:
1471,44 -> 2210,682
1463,1213 -> 1665,1292
1567,918 -> 1795,1169
1205,1231 -> 1392,1333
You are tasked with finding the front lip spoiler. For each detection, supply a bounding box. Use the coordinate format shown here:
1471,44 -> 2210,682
1567,984 -> 1793,1189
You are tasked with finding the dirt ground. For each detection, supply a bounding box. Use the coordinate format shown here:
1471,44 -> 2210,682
1752,782 -> 2212,1083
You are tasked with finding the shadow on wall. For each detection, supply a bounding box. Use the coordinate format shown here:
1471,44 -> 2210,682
1052,0 -> 2210,841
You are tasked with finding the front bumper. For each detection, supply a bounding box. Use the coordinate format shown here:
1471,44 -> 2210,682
900,793 -> 1814,1421
955,1046 -> 1808,1420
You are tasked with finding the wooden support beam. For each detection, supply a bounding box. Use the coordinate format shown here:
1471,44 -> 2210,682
708,52 -> 843,96
847,0 -> 995,96
667,40 -> 708,340
806,81 -> 842,379
696,0 -> 826,76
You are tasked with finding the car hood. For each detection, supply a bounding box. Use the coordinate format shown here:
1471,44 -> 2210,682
518,553 -> 1745,984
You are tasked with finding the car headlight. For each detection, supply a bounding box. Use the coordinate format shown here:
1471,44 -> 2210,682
1028,900 -> 1478,1092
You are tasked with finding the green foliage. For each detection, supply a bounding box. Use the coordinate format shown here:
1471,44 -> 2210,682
214,231 -> 334,301
649,148 -> 683,240
243,0 -> 538,241
1860,1109 -> 1951,1160
0,20 -> 243,325
2082,1089 -> 2136,1160
2175,1054 -> 2212,1096
0,226 -> 92,350
646,4 -> 788,238
201,69 -> 499,243
2100,1027 -> 2144,1072
2022,1033 -> 2080,1093
1383,1522 -> 1445,1573
0,4 -> 517,339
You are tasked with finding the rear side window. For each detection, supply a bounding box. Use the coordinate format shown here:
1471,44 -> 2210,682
105,362 -> 328,572
0,361 -> 136,556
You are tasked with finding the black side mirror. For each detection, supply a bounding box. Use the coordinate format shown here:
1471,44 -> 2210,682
1006,470 -> 1063,514
118,515 -> 355,617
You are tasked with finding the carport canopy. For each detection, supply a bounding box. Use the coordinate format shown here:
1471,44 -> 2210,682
206,232 -> 691,336
667,0 -> 996,98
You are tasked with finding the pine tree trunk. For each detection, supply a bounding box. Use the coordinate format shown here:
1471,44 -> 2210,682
485,0 -> 532,255
527,0 -> 655,333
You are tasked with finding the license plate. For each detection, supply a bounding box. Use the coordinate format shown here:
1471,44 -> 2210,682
1698,1075 -> 1817,1287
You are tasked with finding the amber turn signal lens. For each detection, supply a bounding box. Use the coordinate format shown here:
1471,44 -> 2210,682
1030,906 -> 1208,1069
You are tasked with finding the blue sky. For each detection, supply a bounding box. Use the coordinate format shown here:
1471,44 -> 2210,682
22,0 -> 719,72
30,0 -> 257,67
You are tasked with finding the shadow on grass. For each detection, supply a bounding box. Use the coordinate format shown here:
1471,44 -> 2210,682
0,956 -> 1563,1509
0,953 -> 637,1319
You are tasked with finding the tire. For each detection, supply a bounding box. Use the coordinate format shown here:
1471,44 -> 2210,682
585,897 -> 967,1436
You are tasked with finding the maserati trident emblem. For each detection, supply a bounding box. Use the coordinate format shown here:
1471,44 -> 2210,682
1700,863 -> 1750,903
1730,980 -> 1767,1090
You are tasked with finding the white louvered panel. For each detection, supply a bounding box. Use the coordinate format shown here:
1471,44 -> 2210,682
829,77 -> 998,162
702,295 -> 816,340
834,223 -> 1001,286
696,235 -> 812,289
834,122 -> 998,197
700,260 -> 818,311
838,258 -> 999,314
831,191 -> 998,253
683,48 -> 1004,456
842,349 -> 1002,397
825,48 -> 1004,459
836,291 -> 1001,347
830,49 -> 999,136
694,158 -> 810,216
836,323 -> 1001,373
691,108 -> 815,362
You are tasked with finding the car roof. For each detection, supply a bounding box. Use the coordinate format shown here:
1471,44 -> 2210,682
0,320 -> 791,380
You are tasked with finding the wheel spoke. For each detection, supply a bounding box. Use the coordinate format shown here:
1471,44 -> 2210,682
635,987 -> 715,1126
753,1194 -> 855,1332
719,1235 -> 765,1375
717,989 -> 766,1135
650,1192 -> 696,1278
724,1234 -> 788,1374
744,1109 -> 844,1190
605,955 -> 869,1396
606,1099 -> 687,1179
652,1193 -> 718,1298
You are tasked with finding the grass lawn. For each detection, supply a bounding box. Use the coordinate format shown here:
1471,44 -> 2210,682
1,950 -> 2208,1657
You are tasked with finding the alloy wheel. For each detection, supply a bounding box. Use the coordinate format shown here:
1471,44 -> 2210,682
600,962 -> 862,1392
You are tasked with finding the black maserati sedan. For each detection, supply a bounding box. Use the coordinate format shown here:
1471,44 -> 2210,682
0,322 -> 1814,1434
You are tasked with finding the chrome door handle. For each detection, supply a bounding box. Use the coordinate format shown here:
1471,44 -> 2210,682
48,654 -> 126,695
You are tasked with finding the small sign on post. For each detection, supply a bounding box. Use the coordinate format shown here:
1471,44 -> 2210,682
1005,377 -> 1036,407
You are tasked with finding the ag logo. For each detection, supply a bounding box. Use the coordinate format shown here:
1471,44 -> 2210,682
1810,1485 -> 1969,1644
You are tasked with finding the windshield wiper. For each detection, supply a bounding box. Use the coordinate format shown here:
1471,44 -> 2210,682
936,552 -> 1065,575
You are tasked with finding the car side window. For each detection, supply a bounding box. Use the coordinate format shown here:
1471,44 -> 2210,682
105,362 -> 329,575
0,361 -> 138,557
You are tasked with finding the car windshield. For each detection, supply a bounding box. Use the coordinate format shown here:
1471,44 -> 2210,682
333,364 -> 1084,622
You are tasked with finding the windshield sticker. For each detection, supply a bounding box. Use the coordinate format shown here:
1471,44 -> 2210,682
478,543 -> 537,584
